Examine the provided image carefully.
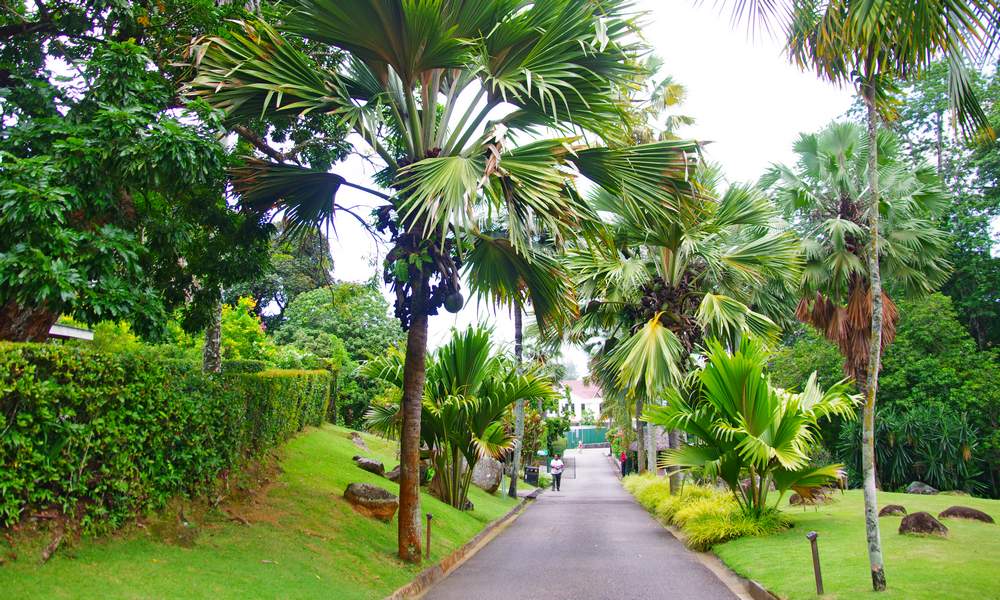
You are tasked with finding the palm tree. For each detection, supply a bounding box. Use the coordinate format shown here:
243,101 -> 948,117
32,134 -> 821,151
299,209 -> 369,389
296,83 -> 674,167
762,122 -> 951,385
718,1 -> 999,589
186,0 -> 701,562
364,327 -> 557,508
569,165 -> 801,485
646,336 -> 860,517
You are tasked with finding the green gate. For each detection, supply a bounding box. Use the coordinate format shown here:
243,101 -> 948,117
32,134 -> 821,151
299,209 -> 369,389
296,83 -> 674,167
565,427 -> 608,447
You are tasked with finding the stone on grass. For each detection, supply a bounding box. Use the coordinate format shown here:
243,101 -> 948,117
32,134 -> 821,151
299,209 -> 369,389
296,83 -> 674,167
472,456 -> 504,494
385,465 -> 401,482
349,431 -> 369,451
899,511 -> 948,537
344,483 -> 398,522
938,506 -> 995,524
906,481 -> 939,495
353,456 -> 385,476
879,504 -> 907,517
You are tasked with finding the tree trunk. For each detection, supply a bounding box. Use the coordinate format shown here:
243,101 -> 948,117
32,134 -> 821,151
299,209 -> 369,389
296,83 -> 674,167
668,429 -> 682,493
398,273 -> 430,563
645,420 -> 656,473
634,397 -> 645,474
862,88 -> 887,592
0,301 -> 59,342
508,305 -> 525,498
202,295 -> 223,373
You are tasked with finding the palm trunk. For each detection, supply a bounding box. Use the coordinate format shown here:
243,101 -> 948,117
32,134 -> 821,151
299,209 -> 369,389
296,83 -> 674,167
202,295 -> 223,373
0,301 -> 60,342
398,273 -> 430,563
862,88 -> 887,592
645,421 -> 656,473
668,429 -> 682,492
508,304 -> 525,498
634,397 -> 645,474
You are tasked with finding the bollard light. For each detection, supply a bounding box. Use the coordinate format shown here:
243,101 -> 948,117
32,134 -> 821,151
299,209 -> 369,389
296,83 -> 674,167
806,531 -> 824,595
425,513 -> 433,560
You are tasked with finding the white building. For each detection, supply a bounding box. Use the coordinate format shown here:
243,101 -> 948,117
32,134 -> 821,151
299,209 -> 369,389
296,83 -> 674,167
561,379 -> 603,424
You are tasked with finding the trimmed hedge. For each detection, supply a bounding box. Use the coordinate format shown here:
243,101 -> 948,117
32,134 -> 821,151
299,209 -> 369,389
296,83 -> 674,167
221,359 -> 271,374
0,343 -> 330,530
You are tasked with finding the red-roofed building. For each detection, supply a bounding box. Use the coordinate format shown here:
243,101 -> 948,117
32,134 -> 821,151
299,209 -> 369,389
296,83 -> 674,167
561,379 -> 603,424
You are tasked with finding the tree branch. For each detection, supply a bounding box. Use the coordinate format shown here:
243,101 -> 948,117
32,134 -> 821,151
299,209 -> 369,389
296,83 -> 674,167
233,125 -> 287,163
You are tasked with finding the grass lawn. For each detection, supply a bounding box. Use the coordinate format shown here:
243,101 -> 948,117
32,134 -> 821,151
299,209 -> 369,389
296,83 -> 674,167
714,490 -> 1000,599
0,424 -> 525,599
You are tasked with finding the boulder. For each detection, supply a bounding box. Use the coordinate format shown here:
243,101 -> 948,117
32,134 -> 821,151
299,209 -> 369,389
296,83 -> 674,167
938,506 -> 995,524
384,464 -> 429,484
349,431 -> 369,451
879,504 -> 907,517
344,483 -> 398,522
353,456 -> 385,476
899,511 -> 948,537
472,456 -> 504,494
906,481 -> 939,495
385,465 -> 401,482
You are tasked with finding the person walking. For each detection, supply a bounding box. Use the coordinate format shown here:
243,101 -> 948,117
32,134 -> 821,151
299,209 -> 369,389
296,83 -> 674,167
550,454 -> 564,491
577,440 -> 584,454
619,450 -> 628,476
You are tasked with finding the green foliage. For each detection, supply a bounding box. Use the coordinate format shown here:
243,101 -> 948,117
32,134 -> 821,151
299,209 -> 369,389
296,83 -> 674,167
646,336 -> 859,517
0,342 -> 330,530
220,297 -> 276,362
623,475 -> 789,550
364,327 -> 557,509
220,360 -> 271,374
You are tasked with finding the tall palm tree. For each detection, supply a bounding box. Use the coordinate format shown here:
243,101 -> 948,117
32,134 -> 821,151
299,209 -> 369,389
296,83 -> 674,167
762,122 -> 951,385
185,0 -> 701,562
718,2 -> 999,588
569,165 -> 801,485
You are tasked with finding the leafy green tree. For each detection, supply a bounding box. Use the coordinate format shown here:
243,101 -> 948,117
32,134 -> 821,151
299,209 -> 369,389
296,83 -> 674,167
186,0 -> 698,562
220,297 -> 277,362
364,327 -> 556,509
0,2 -> 272,341
646,336 -> 859,518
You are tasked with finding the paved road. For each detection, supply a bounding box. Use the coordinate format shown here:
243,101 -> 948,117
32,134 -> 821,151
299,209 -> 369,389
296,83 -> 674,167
424,449 -> 738,600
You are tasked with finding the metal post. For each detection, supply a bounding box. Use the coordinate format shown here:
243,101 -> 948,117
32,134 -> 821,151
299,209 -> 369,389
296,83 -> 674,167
806,531 -> 823,595
426,513 -> 433,560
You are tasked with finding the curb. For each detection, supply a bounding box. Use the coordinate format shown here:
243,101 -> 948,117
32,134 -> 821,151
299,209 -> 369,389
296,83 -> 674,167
385,489 -> 540,600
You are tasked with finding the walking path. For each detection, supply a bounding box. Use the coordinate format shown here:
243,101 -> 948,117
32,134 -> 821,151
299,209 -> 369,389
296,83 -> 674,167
424,448 -> 739,600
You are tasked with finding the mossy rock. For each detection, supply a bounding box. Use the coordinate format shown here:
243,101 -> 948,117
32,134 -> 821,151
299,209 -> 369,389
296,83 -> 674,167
938,506 -> 994,524
899,511 -> 948,537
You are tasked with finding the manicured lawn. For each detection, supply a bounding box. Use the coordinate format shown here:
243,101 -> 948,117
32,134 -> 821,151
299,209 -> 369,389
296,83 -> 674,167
0,425 -> 524,599
714,490 -> 1000,599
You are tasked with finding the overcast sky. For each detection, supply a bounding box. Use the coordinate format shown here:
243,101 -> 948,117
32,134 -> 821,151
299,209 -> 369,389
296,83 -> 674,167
326,2 -> 855,376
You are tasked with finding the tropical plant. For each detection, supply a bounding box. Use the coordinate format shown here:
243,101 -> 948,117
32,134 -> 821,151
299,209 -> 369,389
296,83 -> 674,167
363,327 -> 557,509
645,336 -> 859,518
721,1 -> 1000,589
761,121 -> 951,385
185,0 -> 700,562
570,164 -> 801,478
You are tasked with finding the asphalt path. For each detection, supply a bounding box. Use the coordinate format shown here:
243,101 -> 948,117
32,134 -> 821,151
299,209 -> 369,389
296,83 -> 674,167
423,448 -> 738,600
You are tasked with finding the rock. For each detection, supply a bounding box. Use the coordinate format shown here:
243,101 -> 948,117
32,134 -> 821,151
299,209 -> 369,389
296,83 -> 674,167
353,456 -> 385,476
789,493 -> 803,506
906,481 -> 939,495
472,456 -> 503,494
344,483 -> 398,522
788,488 -> 830,506
879,504 -> 907,517
384,464 -> 429,484
385,465 -> 401,482
938,506 -> 995,524
349,431 -> 369,451
899,511 -> 948,537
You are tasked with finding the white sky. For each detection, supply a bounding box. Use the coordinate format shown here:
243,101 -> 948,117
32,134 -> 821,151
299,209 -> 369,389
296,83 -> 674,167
327,2 -> 855,375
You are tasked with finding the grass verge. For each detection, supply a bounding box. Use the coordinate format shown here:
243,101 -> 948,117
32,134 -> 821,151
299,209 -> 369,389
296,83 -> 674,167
0,424 -> 525,599
714,490 -> 1000,599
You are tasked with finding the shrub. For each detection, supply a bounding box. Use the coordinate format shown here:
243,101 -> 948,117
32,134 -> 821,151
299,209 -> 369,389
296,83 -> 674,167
221,359 -> 271,374
654,485 -> 716,525
0,343 -> 330,530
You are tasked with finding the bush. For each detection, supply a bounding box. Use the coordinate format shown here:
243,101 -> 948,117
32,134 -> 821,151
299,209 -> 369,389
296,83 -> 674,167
622,475 -> 789,550
221,359 -> 271,374
0,343 -> 330,531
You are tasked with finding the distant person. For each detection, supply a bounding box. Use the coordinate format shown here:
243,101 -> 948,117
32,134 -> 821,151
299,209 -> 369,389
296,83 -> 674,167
550,455 -> 564,491
620,450 -> 628,476
577,440 -> 584,454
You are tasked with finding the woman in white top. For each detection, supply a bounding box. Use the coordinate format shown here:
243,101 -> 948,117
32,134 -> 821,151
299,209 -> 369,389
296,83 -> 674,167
550,455 -> 564,491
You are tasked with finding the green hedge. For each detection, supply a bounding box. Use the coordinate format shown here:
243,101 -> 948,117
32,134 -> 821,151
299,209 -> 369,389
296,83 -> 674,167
0,343 -> 330,530
221,359 -> 271,374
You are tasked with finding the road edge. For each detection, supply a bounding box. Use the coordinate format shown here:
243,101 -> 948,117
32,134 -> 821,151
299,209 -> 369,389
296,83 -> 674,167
384,489 -> 541,600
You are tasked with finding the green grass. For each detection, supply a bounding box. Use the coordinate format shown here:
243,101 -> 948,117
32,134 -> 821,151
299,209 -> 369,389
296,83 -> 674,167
0,425 -> 525,599
714,490 -> 1000,599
